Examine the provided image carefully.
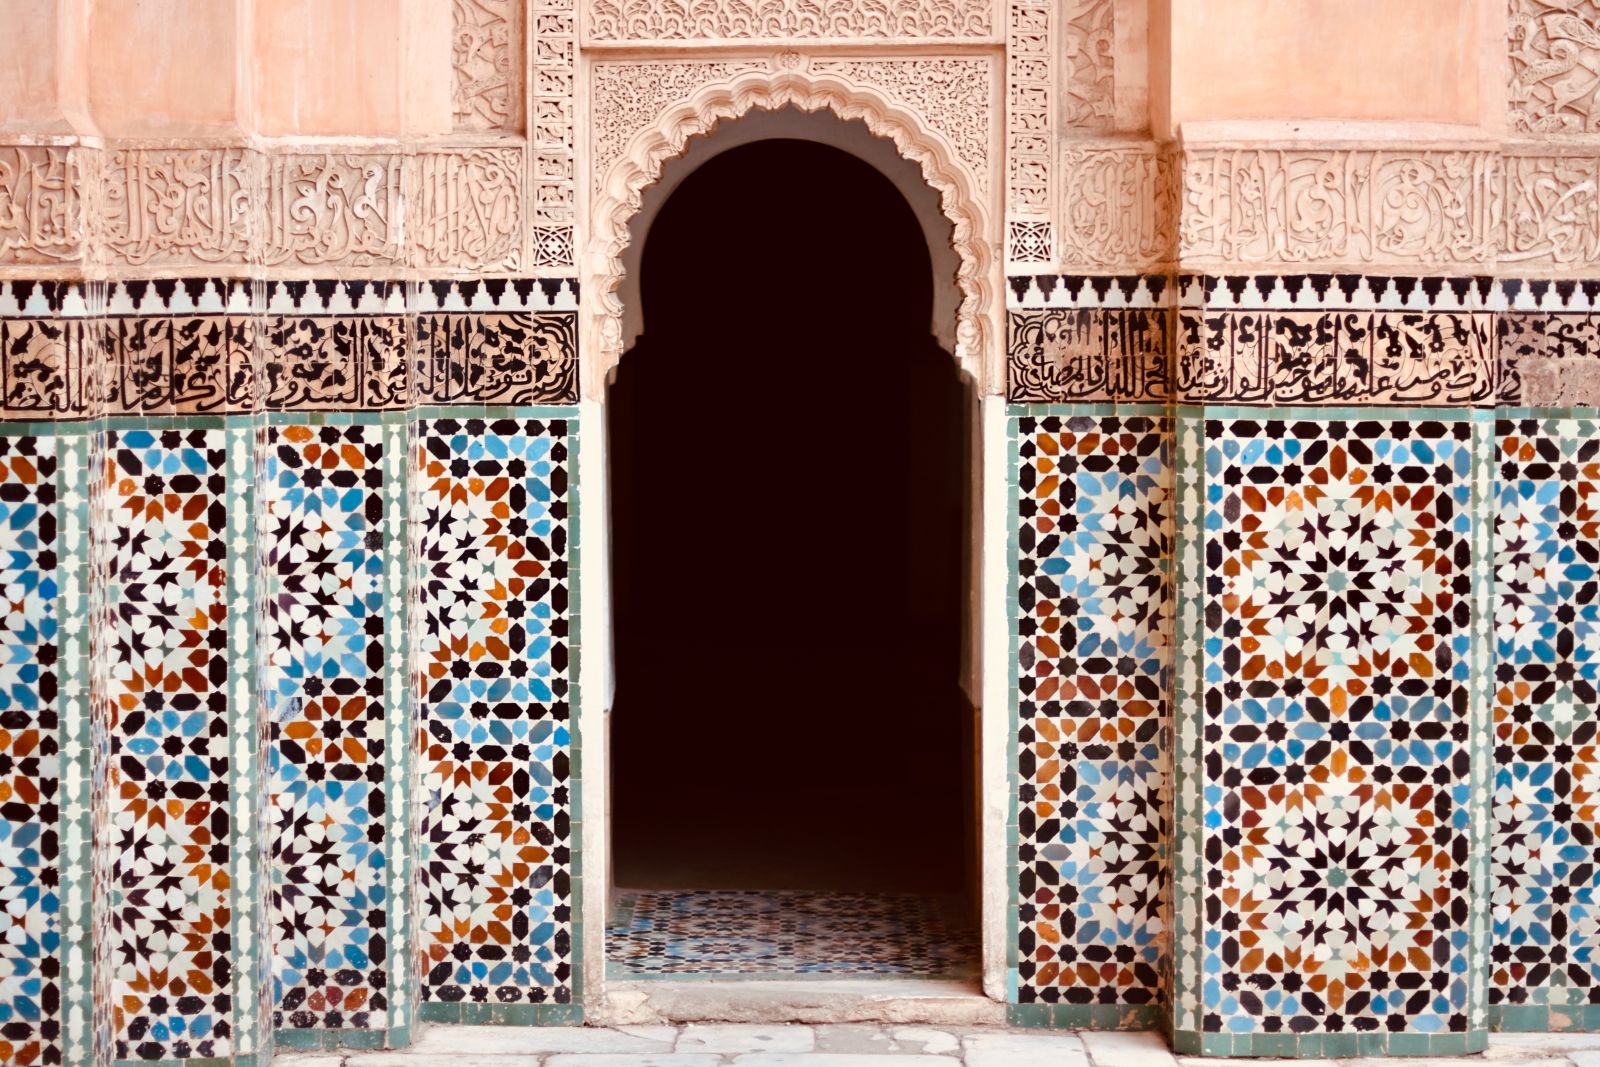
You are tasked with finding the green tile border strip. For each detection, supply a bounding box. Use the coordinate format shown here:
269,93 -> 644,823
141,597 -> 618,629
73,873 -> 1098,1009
417,1001 -> 583,1026
381,414 -> 416,1042
1170,1030 -> 1487,1058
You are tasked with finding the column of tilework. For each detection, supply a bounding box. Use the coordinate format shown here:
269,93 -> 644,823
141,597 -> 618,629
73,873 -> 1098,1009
1005,274 -> 1174,1029
412,410 -> 580,1023
1166,274 -> 1499,1058
1489,282 -> 1600,1031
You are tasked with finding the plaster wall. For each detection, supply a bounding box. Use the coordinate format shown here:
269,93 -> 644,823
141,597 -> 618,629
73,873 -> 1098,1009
88,0 -> 243,136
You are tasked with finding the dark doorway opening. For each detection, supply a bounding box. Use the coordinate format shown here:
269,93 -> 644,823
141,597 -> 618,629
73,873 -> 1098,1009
607,138 -> 975,977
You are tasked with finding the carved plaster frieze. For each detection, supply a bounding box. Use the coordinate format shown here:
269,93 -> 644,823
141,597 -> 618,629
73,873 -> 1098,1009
1179,147 -> 1497,271
807,58 -> 993,195
0,146 -> 92,268
1498,149 -> 1600,270
412,148 -> 524,274
102,147 -> 254,268
1509,0 -> 1600,134
584,0 -> 994,42
1058,143 -> 1176,272
587,60 -> 998,395
532,0 -> 576,267
453,0 -> 521,132
1006,0 -> 1054,258
261,153 -> 406,269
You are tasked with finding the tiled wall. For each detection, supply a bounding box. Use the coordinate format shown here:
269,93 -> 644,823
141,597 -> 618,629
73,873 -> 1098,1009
0,280 -> 579,1065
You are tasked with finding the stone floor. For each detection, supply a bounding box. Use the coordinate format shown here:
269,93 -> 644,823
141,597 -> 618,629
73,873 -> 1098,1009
274,1024 -> 1600,1066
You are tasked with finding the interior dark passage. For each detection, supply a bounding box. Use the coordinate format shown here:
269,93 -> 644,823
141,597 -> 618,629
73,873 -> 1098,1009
608,139 -> 974,912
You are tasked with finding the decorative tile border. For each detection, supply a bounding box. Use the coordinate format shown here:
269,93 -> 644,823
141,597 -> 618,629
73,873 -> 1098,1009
1007,308 -> 1170,403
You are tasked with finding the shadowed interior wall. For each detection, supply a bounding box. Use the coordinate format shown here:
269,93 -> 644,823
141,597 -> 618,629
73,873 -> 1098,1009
608,140 -> 973,895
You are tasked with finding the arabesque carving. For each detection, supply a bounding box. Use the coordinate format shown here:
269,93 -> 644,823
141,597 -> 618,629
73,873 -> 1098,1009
1509,0 -> 1600,133
453,0 -> 520,131
588,64 -> 996,395
1063,0 -> 1114,130
584,0 -> 993,41
1180,147 -> 1496,270
0,146 -> 89,267
1499,150 -> 1600,268
532,0 -> 577,265
1006,0 -> 1053,217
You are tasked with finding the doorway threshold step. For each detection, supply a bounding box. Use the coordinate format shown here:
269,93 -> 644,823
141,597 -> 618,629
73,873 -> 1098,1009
606,978 -> 1006,1027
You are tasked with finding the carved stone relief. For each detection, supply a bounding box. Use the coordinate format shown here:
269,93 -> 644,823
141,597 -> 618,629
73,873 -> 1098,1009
1179,148 -> 1497,270
1006,0 -> 1054,262
1509,0 -> 1600,134
102,148 -> 253,268
532,0 -> 577,266
1499,150 -> 1600,270
1063,0 -> 1114,130
584,0 -> 994,42
0,146 -> 90,268
412,148 -> 524,274
1058,144 -> 1175,271
453,0 -> 521,132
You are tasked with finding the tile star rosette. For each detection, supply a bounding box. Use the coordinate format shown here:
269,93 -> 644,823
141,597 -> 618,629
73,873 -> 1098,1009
1013,414 -> 1172,1016
1198,417 -> 1477,1037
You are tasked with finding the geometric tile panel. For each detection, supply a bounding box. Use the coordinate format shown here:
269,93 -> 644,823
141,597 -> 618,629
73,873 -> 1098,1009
1013,413 -> 1171,1019
1196,417 -> 1477,1038
0,436 -> 62,1065
264,423 -> 398,1033
95,427 -> 256,1062
607,890 -> 977,979
415,417 -> 574,1009
1491,417 -> 1600,1017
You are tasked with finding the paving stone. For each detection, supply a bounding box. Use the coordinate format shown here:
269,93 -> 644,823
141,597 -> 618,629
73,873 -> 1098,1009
347,1057 -> 545,1067
678,1024 -> 816,1054
545,1056 -> 726,1067
888,1027 -> 960,1055
1570,1053 -> 1600,1067
730,1057 -> 960,1067
405,1025 -> 677,1054
963,1032 -> 1091,1067
272,1057 -> 347,1067
1081,1032 -> 1176,1067
813,1025 -> 897,1054
1178,1060 -> 1337,1067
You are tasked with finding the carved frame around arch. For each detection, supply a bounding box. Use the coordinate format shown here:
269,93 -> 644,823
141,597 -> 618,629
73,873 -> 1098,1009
582,60 -> 999,397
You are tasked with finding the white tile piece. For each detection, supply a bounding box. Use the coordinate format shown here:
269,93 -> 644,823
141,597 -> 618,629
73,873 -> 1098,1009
889,1027 -> 961,1055
405,1025 -> 677,1054
731,1057 -> 959,1067
545,1056 -> 726,1067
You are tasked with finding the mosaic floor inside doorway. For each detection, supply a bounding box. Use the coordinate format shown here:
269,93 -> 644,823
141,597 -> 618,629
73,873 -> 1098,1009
606,890 -> 978,979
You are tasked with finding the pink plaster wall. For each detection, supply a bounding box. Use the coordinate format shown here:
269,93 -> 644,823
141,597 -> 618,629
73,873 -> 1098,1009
88,0 -> 241,136
0,0 -> 93,135
254,0 -> 402,136
1164,0 -> 1485,134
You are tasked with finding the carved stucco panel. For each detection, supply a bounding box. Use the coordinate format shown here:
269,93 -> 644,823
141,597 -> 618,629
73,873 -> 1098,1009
453,0 -> 521,132
587,63 -> 998,395
1179,148 -> 1497,270
1509,0 -> 1600,134
1498,149 -> 1600,269
1058,143 -> 1175,271
1063,0 -> 1114,130
261,153 -> 405,269
584,0 -> 994,41
412,147 -> 524,273
807,58 -> 994,196
0,146 -> 90,267
102,147 -> 254,268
